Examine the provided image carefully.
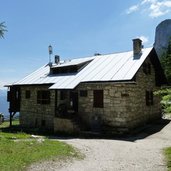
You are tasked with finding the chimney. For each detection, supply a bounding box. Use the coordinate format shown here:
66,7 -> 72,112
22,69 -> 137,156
94,53 -> 101,56
132,38 -> 142,56
54,55 -> 60,64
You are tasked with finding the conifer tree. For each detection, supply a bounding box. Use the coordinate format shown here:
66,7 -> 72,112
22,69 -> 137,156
158,37 -> 171,114
0,22 -> 7,38
160,37 -> 171,84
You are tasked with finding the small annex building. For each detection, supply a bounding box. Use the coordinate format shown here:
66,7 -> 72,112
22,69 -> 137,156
7,39 -> 167,134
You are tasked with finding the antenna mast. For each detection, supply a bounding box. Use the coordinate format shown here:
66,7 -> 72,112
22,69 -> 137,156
48,45 -> 53,64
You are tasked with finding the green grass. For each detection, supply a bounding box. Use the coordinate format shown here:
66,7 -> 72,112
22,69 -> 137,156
0,131 -> 30,139
0,139 -> 77,171
165,147 -> 171,171
0,119 -> 19,128
0,120 -> 80,171
0,120 -> 31,139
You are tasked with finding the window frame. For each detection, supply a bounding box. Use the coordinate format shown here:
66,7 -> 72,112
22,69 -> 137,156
37,90 -> 50,104
80,90 -> 88,97
143,62 -> 151,75
41,120 -> 46,127
60,91 -> 67,100
25,90 -> 31,99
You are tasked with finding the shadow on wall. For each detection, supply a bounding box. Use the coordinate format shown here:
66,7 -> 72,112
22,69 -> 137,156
0,115 -> 170,142
49,118 -> 171,142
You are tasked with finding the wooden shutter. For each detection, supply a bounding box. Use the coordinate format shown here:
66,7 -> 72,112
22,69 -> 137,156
146,91 -> 150,106
93,90 -> 103,108
146,90 -> 153,106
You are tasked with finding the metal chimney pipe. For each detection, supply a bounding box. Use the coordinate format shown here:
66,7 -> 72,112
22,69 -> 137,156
55,55 -> 60,64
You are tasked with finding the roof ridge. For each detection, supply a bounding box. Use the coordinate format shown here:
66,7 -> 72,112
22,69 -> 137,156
68,47 -> 153,60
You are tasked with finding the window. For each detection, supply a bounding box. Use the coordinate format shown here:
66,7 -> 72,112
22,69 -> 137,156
51,66 -> 78,74
50,61 -> 92,75
80,90 -> 87,97
93,90 -> 103,108
146,90 -> 153,106
25,90 -> 31,99
143,62 -> 151,75
35,118 -> 38,127
41,120 -> 46,127
37,90 -> 50,104
121,93 -> 129,97
60,91 -> 67,100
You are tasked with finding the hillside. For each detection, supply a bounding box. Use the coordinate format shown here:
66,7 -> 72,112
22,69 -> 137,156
0,89 -> 9,118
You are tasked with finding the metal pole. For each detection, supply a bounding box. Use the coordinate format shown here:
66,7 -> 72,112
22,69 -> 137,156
10,112 -> 12,127
48,45 -> 53,64
49,53 -> 51,63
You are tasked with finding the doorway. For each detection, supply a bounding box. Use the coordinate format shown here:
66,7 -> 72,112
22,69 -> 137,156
70,91 -> 78,112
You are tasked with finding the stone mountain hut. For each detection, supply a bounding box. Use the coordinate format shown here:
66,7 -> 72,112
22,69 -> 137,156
7,39 -> 167,134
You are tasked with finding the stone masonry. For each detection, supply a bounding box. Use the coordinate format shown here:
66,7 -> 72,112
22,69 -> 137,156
19,56 -> 161,134
76,57 -> 161,133
20,85 -> 55,130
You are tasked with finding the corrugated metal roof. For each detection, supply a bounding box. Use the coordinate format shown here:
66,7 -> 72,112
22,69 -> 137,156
51,56 -> 95,68
13,47 -> 153,89
14,57 -> 94,85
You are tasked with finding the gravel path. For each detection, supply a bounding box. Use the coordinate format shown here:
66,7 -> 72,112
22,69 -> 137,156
28,119 -> 171,171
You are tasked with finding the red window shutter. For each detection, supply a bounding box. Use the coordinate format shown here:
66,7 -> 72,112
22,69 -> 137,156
93,90 -> 103,108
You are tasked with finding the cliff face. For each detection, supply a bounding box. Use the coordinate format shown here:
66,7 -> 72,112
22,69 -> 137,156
154,19 -> 171,58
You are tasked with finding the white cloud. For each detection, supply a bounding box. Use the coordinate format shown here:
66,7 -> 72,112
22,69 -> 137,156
163,1 -> 171,7
148,1 -> 171,17
138,36 -> 149,43
126,5 -> 139,14
126,0 -> 171,18
141,0 -> 157,5
0,81 -> 8,90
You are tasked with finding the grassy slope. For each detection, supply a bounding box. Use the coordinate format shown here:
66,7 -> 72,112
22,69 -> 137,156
0,120 -> 79,171
165,147 -> 171,171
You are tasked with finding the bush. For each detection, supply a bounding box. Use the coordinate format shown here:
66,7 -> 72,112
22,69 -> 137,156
154,88 -> 171,114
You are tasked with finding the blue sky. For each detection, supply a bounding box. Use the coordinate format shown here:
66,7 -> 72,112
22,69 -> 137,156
0,0 -> 171,89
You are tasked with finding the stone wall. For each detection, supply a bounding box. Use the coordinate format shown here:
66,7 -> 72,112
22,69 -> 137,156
54,118 -> 79,133
76,56 -> 161,132
19,56 -> 162,134
20,85 -> 55,130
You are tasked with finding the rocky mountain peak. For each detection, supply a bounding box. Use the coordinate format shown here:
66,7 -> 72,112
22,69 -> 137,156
154,19 -> 171,58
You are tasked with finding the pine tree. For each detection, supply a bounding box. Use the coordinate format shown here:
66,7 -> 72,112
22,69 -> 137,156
160,37 -> 171,84
0,22 -> 7,38
158,37 -> 171,114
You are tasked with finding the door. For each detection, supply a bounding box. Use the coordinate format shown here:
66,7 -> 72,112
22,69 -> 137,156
70,92 -> 78,112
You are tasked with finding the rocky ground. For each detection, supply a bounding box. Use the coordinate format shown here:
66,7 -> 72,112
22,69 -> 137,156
28,119 -> 171,171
